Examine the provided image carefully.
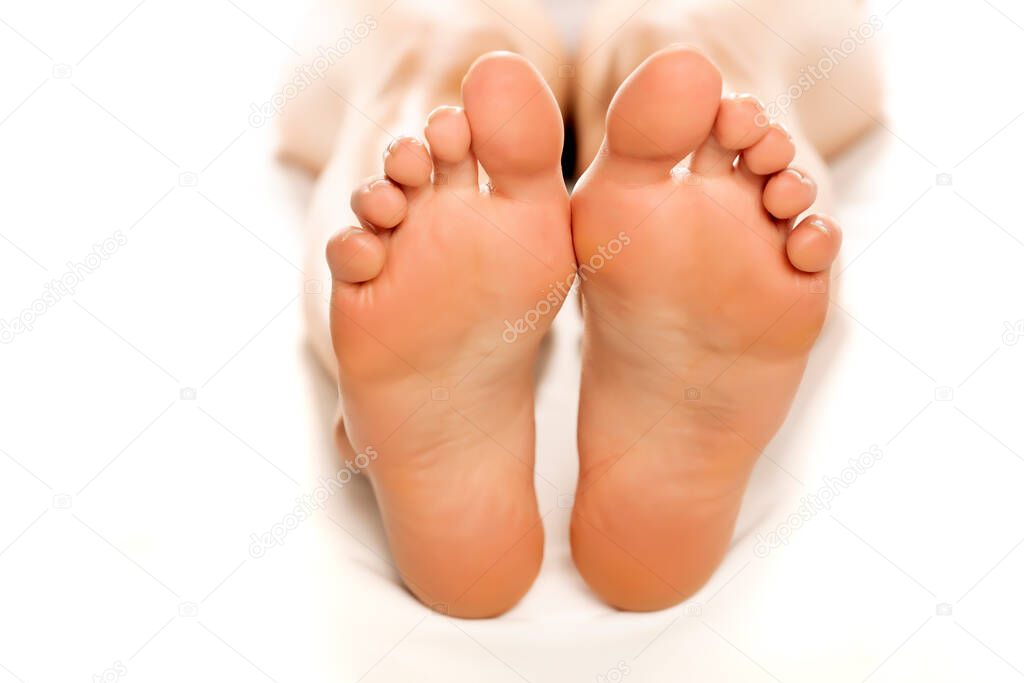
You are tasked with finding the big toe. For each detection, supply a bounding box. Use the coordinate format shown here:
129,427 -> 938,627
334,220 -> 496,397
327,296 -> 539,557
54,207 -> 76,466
603,46 -> 723,180
461,51 -> 565,200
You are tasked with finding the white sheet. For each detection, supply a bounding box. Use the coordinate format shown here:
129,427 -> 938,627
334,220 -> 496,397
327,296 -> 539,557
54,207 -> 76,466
2,1 -> 1023,681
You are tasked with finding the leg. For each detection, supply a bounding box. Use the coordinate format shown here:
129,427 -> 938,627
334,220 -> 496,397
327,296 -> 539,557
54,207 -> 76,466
568,0 -> 877,610
282,1 -> 572,618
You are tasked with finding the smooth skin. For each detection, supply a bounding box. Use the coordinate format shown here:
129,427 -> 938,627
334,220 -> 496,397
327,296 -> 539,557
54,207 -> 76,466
281,0 -> 879,616
571,46 -> 839,610
328,53 -> 573,618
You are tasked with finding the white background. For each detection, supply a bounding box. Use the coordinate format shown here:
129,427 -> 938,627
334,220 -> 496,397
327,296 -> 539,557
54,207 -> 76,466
1,0 -> 1023,681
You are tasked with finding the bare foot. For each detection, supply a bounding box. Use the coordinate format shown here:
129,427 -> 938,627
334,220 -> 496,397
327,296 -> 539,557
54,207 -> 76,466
570,47 -> 842,611
326,52 -> 573,618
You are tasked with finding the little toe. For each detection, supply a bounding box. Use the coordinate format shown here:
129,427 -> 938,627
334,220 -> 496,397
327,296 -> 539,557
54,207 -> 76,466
383,136 -> 433,189
787,214 -> 842,273
763,167 -> 817,219
743,125 -> 796,176
425,105 -> 478,188
326,227 -> 386,284
350,178 -> 407,229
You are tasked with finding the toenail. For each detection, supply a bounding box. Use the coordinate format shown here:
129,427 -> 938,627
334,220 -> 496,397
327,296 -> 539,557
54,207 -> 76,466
340,227 -> 368,242
784,168 -> 814,186
428,105 -> 462,121
728,92 -> 762,105
385,137 -> 416,156
772,124 -> 793,140
808,218 -> 831,235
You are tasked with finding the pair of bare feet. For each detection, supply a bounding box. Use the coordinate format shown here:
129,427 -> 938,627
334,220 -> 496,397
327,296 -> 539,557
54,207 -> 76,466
321,41 -> 846,618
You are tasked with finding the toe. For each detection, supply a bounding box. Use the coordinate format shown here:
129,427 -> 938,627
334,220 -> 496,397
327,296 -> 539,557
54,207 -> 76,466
787,214 -> 842,273
691,94 -> 771,175
326,227 -> 385,284
461,51 -> 565,199
603,46 -> 722,180
689,136 -> 735,176
713,94 -> 771,149
743,124 -> 796,176
383,136 -> 433,189
425,105 -> 478,189
350,178 -> 407,228
763,167 -> 817,219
